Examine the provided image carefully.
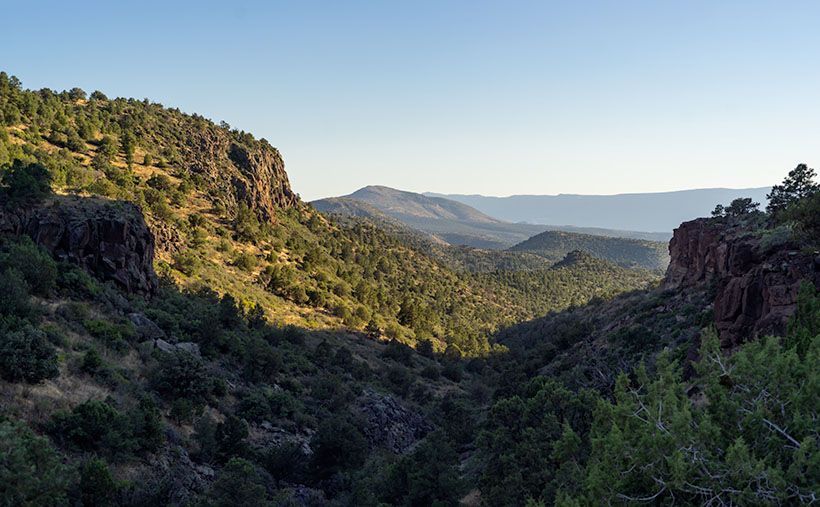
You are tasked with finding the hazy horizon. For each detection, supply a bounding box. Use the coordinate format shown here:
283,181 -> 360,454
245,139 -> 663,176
394,184 -> 772,200
6,1 -> 819,201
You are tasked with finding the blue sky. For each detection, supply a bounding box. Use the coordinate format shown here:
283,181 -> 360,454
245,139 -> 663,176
4,1 -> 819,200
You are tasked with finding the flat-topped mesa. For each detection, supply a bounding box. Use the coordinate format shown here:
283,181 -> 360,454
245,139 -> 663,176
661,217 -> 820,348
0,197 -> 158,296
179,127 -> 298,221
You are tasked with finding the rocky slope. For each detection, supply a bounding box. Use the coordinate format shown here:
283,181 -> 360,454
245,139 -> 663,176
0,196 -> 157,296
161,124 -> 297,221
661,217 -> 820,348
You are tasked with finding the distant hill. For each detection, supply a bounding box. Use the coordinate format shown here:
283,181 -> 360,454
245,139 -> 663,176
509,230 -> 669,270
311,196 -> 507,247
535,225 -> 670,243
349,185 -> 503,223
425,187 -> 771,234
314,185 -> 549,248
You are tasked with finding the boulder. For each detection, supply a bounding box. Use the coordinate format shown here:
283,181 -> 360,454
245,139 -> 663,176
128,313 -> 166,341
155,339 -> 175,353
175,342 -> 200,356
146,445 -> 211,505
356,388 -> 433,454
278,483 -> 327,506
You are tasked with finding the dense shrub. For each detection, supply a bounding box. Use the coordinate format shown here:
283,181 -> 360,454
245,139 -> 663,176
238,386 -> 302,423
310,416 -> 369,480
0,236 -> 57,296
56,262 -> 102,299
0,269 -> 32,319
84,317 -> 135,350
0,419 -> 75,506
233,252 -> 257,272
80,347 -> 104,375
194,414 -> 250,465
381,339 -> 415,366
0,323 -> 59,383
153,350 -> 218,406
441,360 -> 463,383
78,456 -> 119,506
203,458 -> 272,507
48,397 -> 163,458
378,429 -> 464,507
1,159 -> 52,207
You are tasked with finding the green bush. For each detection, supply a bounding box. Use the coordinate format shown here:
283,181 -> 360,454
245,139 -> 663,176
238,387 -> 302,423
0,419 -> 75,506
1,159 -> 52,207
263,441 -> 307,483
56,262 -> 102,298
421,365 -> 440,380
441,361 -> 463,383
147,172 -> 173,192
0,324 -> 59,383
78,456 -> 119,506
57,301 -> 90,324
48,396 -> 163,458
0,236 -> 57,296
84,318 -> 135,350
49,399 -> 127,453
233,203 -> 262,242
0,269 -> 32,319
242,336 -> 282,382
173,252 -> 201,276
153,350 -> 217,406
193,414 -> 250,464
203,458 -> 271,507
381,339 -> 415,366
80,347 -> 104,375
233,252 -> 257,272
378,429 -> 464,506
170,398 -> 196,425
416,338 -> 435,358
310,416 -> 369,480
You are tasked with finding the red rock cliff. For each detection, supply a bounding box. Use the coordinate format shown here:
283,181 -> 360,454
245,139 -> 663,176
661,218 -> 820,347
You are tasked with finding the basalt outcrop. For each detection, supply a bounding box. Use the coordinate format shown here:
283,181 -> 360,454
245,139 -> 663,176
661,217 -> 820,348
0,196 -> 158,296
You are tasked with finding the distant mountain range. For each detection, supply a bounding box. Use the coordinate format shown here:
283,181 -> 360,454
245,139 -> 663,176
424,187 -> 771,234
313,185 -> 672,245
312,185 -> 671,270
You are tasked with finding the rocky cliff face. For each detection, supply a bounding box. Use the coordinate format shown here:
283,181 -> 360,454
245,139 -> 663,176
179,127 -> 297,221
0,197 -> 158,296
661,217 -> 820,347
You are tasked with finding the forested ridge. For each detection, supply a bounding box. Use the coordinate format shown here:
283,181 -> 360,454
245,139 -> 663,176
510,229 -> 670,271
1,72 -> 819,506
